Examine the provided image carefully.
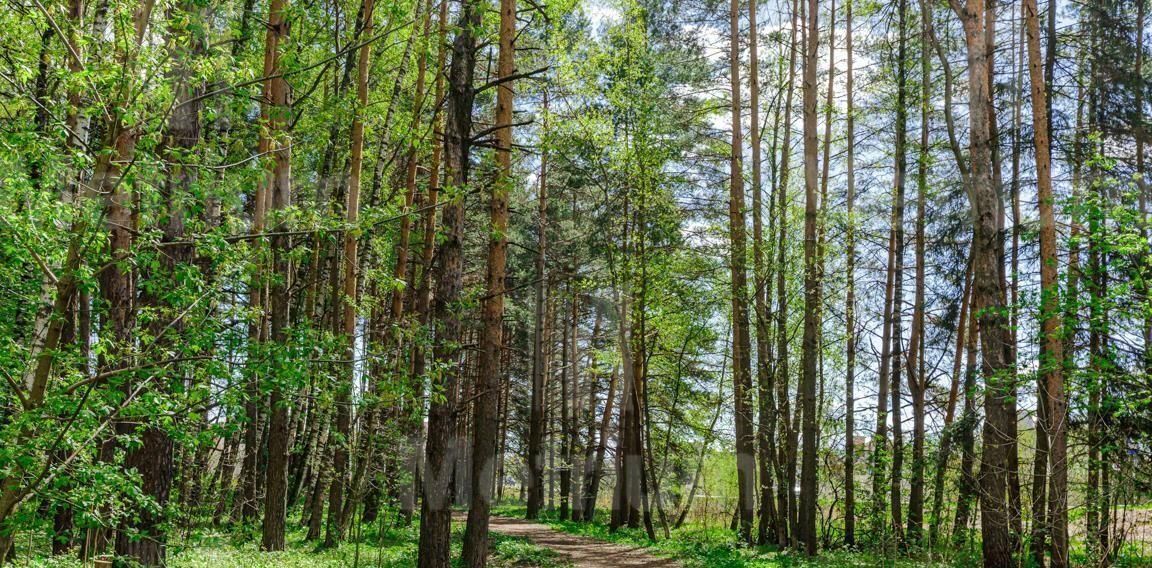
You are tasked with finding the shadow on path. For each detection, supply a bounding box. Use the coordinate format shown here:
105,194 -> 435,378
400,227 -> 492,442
456,514 -> 682,568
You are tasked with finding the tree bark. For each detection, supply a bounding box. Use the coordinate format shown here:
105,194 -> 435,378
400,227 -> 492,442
952,280 -> 979,544
325,0 -> 374,546
728,0 -> 756,544
796,0 -> 819,555
527,92 -> 550,521
771,0 -> 798,549
888,0 -> 909,549
260,0 -> 293,550
575,309 -> 602,521
583,361 -> 617,521
559,293 -> 573,521
401,0 -> 448,527
905,0 -> 930,543
842,0 -> 857,548
1024,0 -> 1065,564
416,0 -> 478,560
461,0 -> 515,556
114,4 -> 202,563
950,1 -> 1015,563
749,0 -> 779,545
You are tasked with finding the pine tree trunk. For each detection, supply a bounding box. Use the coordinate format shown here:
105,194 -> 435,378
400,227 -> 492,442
871,179 -> 895,546
260,0 -> 294,550
930,254 -> 970,547
842,0 -> 857,547
325,0 -> 374,546
576,312 -> 601,519
950,2 -> 1015,563
584,361 -> 617,521
401,0 -> 448,526
773,0 -> 800,547
575,311 -> 601,521
559,294 -> 573,521
527,92 -> 551,521
416,0 -> 478,560
75,2 -> 154,562
796,0 -> 819,554
461,0 -> 514,557
1025,0 -> 1064,564
728,0 -> 756,543
951,282 -> 979,544
748,0 -> 779,546
888,0 -> 909,550
115,5 -> 202,563
905,0 -> 930,543
563,293 -> 581,522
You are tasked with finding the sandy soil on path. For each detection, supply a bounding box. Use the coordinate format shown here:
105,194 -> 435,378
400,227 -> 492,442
466,515 -> 683,568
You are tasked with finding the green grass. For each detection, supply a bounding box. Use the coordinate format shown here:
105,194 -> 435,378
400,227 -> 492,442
488,504 -> 1152,567
23,517 -> 571,568
489,504 -> 972,568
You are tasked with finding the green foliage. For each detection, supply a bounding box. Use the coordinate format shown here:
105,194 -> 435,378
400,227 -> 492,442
19,522 -> 570,568
490,505 -> 965,567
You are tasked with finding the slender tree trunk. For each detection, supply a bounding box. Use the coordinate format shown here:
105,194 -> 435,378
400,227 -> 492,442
797,0 -> 819,556
872,159 -> 895,547
306,460 -> 327,541
287,383 -> 316,510
260,0 -> 294,550
634,287 -> 657,541
749,0 -> 779,545
461,0 -> 514,556
238,0 -> 281,524
61,2 -> 154,562
1087,206 -> 1106,565
527,92 -> 550,521
1060,66 -> 1086,568
416,0 -> 478,560
888,0 -> 909,550
496,335 -> 512,505
571,309 -> 586,525
773,0 -> 799,547
401,0 -> 448,527
566,294 -> 583,522
347,0 -> 433,532
559,293 -> 573,521
612,300 -> 632,531
575,310 -> 601,521
951,1 -> 1015,563
728,0 -> 756,543
324,0 -> 374,546
1086,43 -> 1110,559
548,319 -> 557,513
584,361 -> 617,521
905,0 -> 930,544
930,253 -> 971,547
1024,0 -> 1065,564
842,0 -> 857,547
952,280 -> 979,544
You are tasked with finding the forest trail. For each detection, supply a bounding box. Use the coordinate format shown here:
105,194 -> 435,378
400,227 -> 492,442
476,515 -> 682,568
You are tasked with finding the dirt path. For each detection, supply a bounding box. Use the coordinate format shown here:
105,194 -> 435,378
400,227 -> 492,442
482,516 -> 682,568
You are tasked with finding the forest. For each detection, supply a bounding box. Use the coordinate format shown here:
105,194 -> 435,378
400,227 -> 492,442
0,0 -> 1150,565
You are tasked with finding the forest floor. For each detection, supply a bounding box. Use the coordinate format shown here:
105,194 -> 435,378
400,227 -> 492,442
485,505 -> 968,567
25,522 -> 573,568
480,515 -> 682,567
